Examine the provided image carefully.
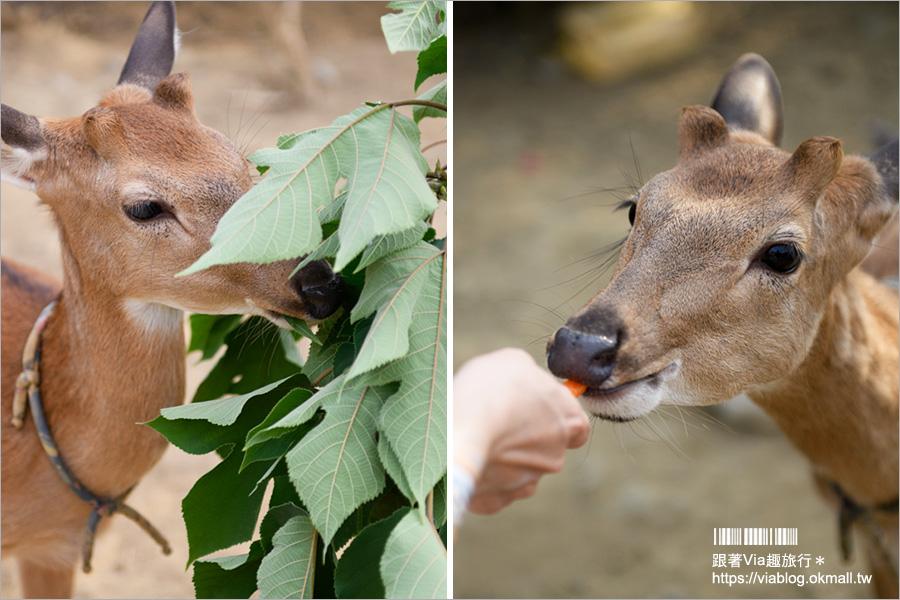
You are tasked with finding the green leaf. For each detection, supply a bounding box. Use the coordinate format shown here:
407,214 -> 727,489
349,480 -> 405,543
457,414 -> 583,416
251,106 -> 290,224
347,242 -> 443,379
359,249 -> 447,504
332,107 -> 436,271
183,450 -> 271,566
271,474 -> 304,511
188,314 -> 243,360
148,375 -> 303,455
283,377 -> 389,546
246,389 -> 323,455
313,538 -> 338,599
192,541 -> 265,599
413,80 -> 448,123
284,316 -> 320,344
304,314 -> 373,384
333,509 -> 406,599
356,221 -> 429,272
279,328 -> 308,367
302,314 -> 349,385
161,376 -> 295,426
180,126 -> 339,276
380,509 -> 447,598
431,473 -> 447,530
378,435 -> 415,503
381,1 -> 445,53
260,503 -> 309,552
241,424 -> 310,473
296,231 -> 341,271
257,515 -> 317,599
317,187 -> 348,225
182,106 -> 436,276
414,35 -> 446,91
193,317 -> 305,404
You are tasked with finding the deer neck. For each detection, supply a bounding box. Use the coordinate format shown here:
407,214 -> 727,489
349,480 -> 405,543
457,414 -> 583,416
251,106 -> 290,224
38,253 -> 186,498
748,269 -> 899,507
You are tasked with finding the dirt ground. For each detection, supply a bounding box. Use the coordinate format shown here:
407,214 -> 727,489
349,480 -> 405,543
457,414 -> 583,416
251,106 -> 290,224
0,2 -> 444,598
453,2 -> 897,599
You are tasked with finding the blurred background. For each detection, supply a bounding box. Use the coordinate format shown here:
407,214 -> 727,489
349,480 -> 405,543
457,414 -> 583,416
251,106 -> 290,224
0,2 -> 444,598
453,2 -> 897,598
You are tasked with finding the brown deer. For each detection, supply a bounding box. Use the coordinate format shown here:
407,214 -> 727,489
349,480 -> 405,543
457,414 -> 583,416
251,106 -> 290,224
0,3 -> 344,597
547,53 -> 898,597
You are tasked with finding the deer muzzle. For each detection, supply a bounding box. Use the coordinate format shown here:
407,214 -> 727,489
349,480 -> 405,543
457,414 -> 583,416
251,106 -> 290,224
290,259 -> 345,320
547,325 -> 620,388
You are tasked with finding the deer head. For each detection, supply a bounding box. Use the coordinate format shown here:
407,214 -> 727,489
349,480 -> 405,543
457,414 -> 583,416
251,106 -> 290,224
547,53 -> 898,421
0,1 -> 344,330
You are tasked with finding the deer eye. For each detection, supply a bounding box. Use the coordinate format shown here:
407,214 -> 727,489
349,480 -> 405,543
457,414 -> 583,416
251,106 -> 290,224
124,201 -> 164,222
760,243 -> 803,274
617,200 -> 637,226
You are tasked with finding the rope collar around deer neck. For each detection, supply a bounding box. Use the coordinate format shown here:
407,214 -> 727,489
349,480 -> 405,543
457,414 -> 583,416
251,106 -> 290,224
829,481 -> 898,583
11,299 -> 171,573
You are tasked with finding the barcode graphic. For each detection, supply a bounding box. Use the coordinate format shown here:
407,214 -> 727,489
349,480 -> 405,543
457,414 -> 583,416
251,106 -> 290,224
713,528 -> 798,546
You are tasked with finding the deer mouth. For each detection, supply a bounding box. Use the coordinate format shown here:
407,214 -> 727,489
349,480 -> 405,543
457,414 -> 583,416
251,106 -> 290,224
579,361 -> 681,422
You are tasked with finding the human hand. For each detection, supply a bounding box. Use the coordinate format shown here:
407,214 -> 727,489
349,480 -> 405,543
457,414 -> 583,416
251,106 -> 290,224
453,348 -> 591,516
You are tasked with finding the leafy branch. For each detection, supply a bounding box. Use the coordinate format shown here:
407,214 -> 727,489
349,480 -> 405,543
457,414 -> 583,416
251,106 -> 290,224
149,2 -> 448,598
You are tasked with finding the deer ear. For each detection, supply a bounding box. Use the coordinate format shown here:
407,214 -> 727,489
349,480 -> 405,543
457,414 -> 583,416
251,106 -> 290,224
783,136 -> 843,201
1,103 -> 47,190
153,73 -> 195,116
82,107 -> 128,160
117,1 -> 178,92
677,105 -> 730,159
711,53 -> 784,147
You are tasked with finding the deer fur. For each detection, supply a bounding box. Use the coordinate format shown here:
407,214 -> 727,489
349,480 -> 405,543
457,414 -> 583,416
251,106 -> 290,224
547,53 -> 898,597
0,3 -> 344,597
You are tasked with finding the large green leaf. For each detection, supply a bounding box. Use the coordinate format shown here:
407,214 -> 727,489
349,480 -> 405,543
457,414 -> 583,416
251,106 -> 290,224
414,35 -> 447,91
259,502 -> 308,551
180,126 -> 339,275
182,106 -> 436,276
331,106 -> 436,271
413,80 -> 448,123
257,515 -> 317,599
354,248 -> 447,504
188,314 -> 243,360
182,450 -> 271,566
356,221 -> 430,272
244,388 -> 319,451
333,509 -> 406,599
192,541 -> 265,599
278,377 -> 390,545
192,317 -> 304,404
381,1 -> 445,53
160,377 -> 294,427
432,473 -> 447,530
380,509 -> 446,599
347,242 -> 443,380
148,375 -> 303,456
377,436 -> 415,503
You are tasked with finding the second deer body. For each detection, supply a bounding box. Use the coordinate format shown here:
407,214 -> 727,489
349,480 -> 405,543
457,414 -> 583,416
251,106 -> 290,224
547,54 -> 898,596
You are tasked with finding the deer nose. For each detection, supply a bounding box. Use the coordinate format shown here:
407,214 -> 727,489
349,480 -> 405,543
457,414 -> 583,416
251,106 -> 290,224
290,259 -> 345,320
547,326 -> 620,388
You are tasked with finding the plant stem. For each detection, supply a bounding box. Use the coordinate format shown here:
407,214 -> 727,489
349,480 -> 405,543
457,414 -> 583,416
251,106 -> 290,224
310,367 -> 333,388
421,138 -> 447,153
390,99 -> 447,112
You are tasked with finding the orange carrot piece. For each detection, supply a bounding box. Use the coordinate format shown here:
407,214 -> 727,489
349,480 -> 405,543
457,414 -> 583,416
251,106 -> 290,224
563,380 -> 587,397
